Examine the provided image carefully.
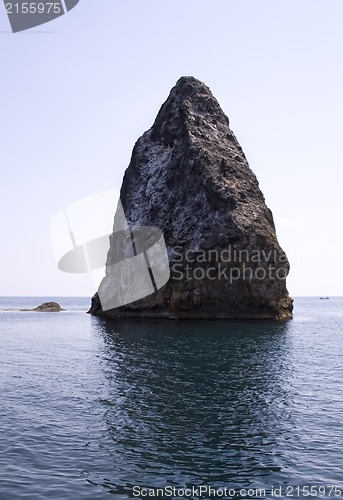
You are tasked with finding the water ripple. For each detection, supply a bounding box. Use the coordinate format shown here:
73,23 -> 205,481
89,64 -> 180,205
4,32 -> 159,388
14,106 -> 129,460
0,298 -> 343,498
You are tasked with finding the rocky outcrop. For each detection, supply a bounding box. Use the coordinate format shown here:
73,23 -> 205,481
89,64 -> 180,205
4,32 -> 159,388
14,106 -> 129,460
33,302 -> 64,312
90,76 -> 293,319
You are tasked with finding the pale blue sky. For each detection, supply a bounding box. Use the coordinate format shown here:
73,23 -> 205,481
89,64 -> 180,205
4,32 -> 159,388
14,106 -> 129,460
1,0 -> 342,297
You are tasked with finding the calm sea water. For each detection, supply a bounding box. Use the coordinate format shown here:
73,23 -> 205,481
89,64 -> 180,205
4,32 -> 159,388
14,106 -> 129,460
0,297 -> 342,499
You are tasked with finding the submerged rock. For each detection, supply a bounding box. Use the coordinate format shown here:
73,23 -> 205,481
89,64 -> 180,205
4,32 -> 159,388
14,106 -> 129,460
33,302 -> 64,312
90,76 -> 293,319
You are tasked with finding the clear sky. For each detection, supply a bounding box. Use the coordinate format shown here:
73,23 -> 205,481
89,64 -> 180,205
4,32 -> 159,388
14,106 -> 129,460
1,0 -> 342,297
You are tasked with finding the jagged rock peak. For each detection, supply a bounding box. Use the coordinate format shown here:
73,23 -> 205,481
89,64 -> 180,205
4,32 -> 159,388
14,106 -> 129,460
148,76 -> 240,150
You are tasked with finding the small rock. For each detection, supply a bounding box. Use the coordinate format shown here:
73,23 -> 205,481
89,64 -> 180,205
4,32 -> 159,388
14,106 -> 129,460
33,302 -> 64,312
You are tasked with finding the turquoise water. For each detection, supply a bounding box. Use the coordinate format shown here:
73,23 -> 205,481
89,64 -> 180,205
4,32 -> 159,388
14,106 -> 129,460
0,297 -> 342,499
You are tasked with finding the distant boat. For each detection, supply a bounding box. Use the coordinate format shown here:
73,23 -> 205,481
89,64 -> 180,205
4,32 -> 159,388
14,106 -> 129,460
320,297 -> 329,299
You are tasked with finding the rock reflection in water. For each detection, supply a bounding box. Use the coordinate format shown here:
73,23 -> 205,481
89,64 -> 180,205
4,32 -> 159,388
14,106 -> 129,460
92,318 -> 293,492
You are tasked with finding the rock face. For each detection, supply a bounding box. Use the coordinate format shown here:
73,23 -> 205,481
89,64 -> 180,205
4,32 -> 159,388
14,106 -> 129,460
90,76 -> 293,319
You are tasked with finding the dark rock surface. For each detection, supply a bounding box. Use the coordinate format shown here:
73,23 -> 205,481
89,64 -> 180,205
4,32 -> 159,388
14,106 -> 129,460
33,302 -> 64,312
90,76 -> 293,319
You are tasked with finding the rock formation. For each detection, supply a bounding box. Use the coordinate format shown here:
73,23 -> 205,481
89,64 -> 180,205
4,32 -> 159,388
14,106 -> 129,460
89,76 -> 293,319
33,302 -> 64,312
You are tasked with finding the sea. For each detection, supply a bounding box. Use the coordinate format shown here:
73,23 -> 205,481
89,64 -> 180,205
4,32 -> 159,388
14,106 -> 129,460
0,296 -> 342,500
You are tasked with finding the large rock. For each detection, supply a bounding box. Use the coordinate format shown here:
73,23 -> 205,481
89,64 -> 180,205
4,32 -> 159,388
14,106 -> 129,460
90,76 -> 293,319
